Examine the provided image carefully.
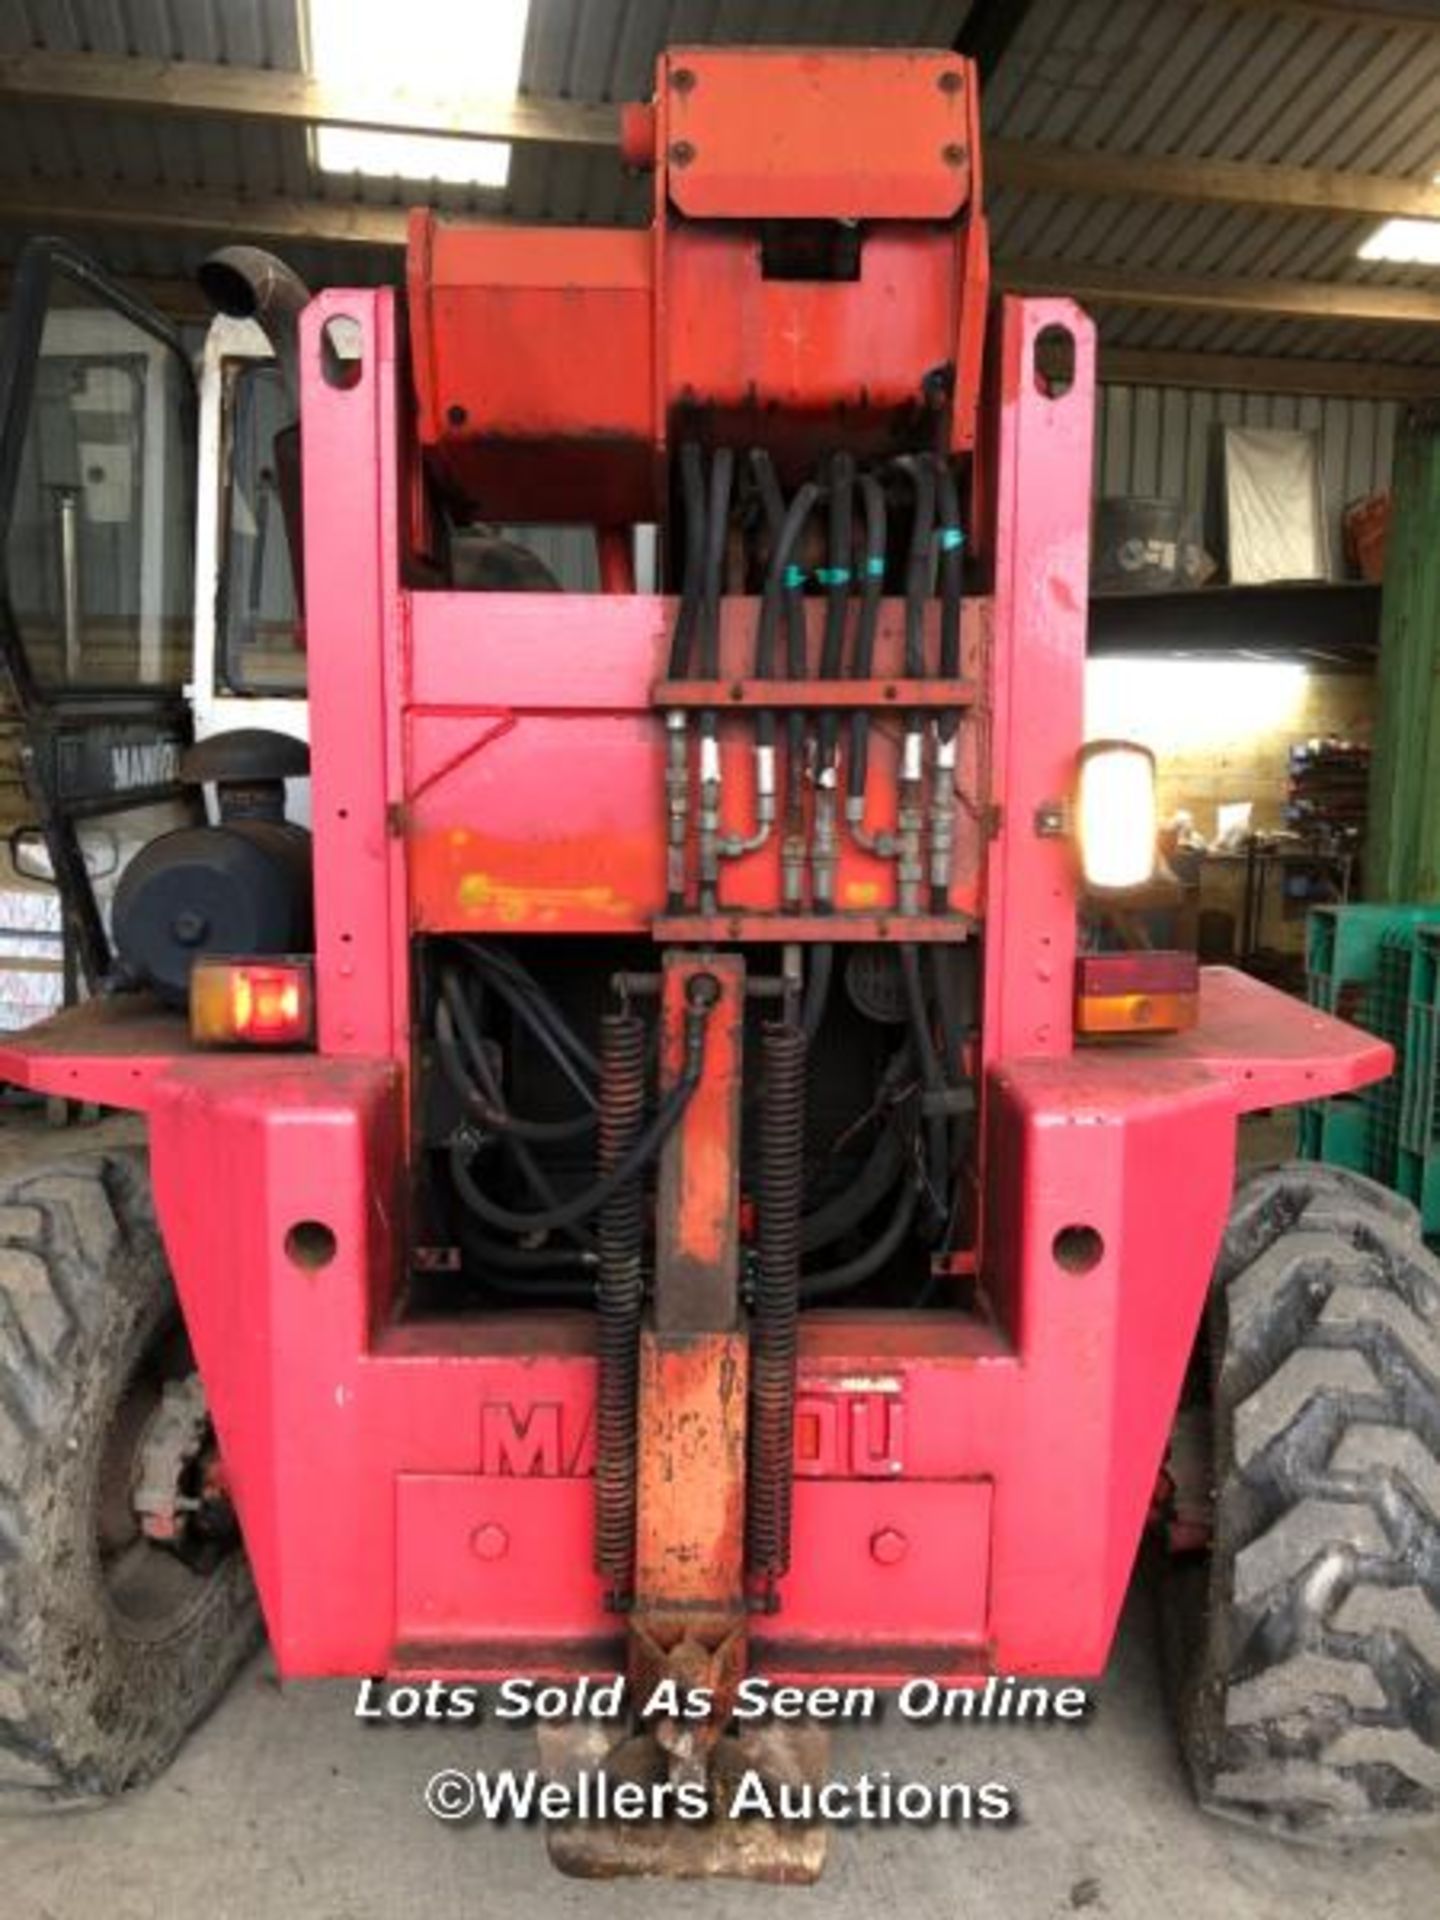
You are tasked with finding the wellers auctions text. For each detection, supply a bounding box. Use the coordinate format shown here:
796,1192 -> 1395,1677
357,1674 -> 1092,1725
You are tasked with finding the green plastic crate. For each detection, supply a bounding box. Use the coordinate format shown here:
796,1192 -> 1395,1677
1397,924 -> 1440,1232
1300,903 -> 1440,1197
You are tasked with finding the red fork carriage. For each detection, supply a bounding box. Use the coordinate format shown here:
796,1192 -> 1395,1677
1,45 -> 1430,1873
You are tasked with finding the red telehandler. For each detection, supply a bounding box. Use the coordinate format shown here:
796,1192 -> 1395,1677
0,48 -> 1435,1876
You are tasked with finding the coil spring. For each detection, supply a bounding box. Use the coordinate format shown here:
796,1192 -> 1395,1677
747,1020 -> 806,1584
593,1010 -> 647,1599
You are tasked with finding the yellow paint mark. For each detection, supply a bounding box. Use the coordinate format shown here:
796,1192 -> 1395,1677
844,880 -> 883,908
457,871 -> 628,924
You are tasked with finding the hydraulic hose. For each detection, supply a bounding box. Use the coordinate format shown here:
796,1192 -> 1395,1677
438,975 -> 596,1251
894,456 -> 936,915
454,944 -> 599,1104
697,447 -> 734,912
450,995 -> 710,1236
452,1214 -> 597,1286
930,455 -> 965,912
666,442 -> 708,910
813,452 -> 855,911
669,443 -> 707,681
437,980 -> 595,1145
458,939 -> 603,1074
754,457 -> 821,909
901,942 -> 949,1234
800,940 -> 833,1047
846,470 -> 898,865
800,1125 -> 904,1254
800,1180 -> 918,1303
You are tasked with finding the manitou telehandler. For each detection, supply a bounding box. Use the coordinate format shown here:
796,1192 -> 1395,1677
0,47 -> 1436,1877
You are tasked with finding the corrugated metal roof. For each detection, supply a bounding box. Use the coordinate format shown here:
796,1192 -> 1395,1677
5,0 -> 1440,363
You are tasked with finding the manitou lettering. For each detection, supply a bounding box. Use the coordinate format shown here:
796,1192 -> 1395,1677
479,1401 -> 596,1476
479,1384 -> 904,1477
793,1383 -> 904,1477
109,741 -> 180,791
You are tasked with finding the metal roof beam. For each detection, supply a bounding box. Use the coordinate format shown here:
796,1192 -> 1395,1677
0,48 -> 618,149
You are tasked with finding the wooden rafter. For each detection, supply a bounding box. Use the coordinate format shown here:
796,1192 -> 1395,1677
0,48 -> 618,148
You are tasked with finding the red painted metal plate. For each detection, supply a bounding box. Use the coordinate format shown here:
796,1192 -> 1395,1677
395,1474 -> 608,1648
766,1479 -> 992,1649
1120,965 -> 1392,1113
664,49 -> 973,221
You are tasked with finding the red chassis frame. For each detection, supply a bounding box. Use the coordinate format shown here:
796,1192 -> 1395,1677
0,282 -> 1388,1683
0,47 -> 1388,1687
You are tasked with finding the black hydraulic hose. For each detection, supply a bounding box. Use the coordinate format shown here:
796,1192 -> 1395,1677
932,455 -> 964,742
449,999 -> 710,1236
439,971 -> 596,1248
800,1126 -> 904,1254
896,455 -> 937,678
816,451 -> 855,769
697,449 -> 734,909
900,943 -> 948,1229
929,456 -> 965,913
800,940 -> 833,1046
454,948 -> 599,1105
436,983 -> 595,1146
847,471 -> 888,804
453,1215 -> 597,1283
666,442 -> 707,910
800,1180 -> 918,1303
753,462 -> 821,732
669,441 -> 707,679
457,939 -> 602,1076
701,447 -> 733,685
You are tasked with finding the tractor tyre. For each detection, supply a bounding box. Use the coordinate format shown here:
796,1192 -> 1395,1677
0,1150 -> 261,1808
1180,1159 -> 1440,1839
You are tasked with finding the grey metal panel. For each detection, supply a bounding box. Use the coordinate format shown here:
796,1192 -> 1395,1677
1095,382 -> 1399,579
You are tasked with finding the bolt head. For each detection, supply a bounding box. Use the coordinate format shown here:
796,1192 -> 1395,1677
470,1522 -> 509,1562
870,1526 -> 908,1566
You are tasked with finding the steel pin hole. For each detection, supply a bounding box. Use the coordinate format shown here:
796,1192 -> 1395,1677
1053,1224 -> 1104,1273
286,1220 -> 338,1270
1034,323 -> 1076,401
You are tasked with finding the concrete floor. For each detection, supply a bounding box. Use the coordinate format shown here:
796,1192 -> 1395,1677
7,1585 -> 1439,1920
6,1105 -> 1437,1917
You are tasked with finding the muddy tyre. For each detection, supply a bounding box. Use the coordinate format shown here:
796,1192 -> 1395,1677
1181,1161 -> 1440,1839
0,1150 -> 260,1808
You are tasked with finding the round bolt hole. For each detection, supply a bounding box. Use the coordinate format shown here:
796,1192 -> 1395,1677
1052,1224 -> 1104,1274
286,1220 -> 337,1270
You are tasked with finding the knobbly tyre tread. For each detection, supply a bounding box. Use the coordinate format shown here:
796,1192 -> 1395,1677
0,1150 -> 260,1808
1182,1160 -> 1440,1839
